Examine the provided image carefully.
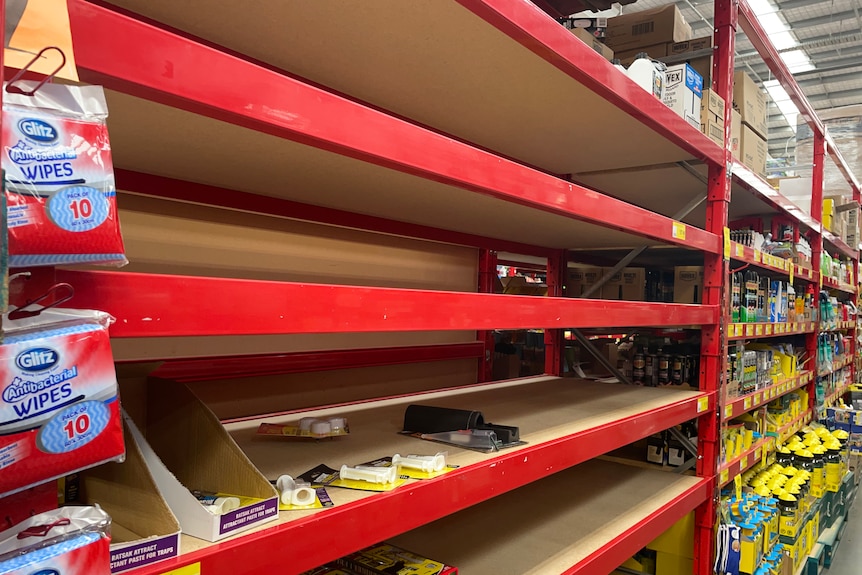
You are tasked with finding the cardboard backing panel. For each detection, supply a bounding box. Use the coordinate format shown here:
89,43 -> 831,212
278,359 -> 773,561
189,359 -> 479,421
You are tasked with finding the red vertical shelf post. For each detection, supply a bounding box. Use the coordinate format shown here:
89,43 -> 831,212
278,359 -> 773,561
477,249 -> 498,382
544,249 -> 567,376
694,0 -> 735,571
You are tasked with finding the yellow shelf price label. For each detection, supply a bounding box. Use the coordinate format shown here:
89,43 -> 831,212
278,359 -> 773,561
753,250 -> 761,263
789,262 -> 794,284
744,397 -> 752,410
159,565 -> 201,575
720,469 -> 729,484
725,404 -> 734,419
753,393 -> 761,405
735,243 -> 745,258
766,324 -> 773,335
746,324 -> 754,336
724,228 -> 731,259
673,221 -> 687,240
740,455 -> 748,468
698,396 -> 709,413
755,324 -> 763,336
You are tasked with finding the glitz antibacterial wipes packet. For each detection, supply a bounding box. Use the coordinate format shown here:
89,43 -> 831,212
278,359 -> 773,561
3,82 -> 126,267
0,308 -> 124,497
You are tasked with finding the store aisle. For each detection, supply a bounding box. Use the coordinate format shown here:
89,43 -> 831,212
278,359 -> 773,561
826,501 -> 861,574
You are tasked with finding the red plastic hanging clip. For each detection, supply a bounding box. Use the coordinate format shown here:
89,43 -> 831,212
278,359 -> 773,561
8,282 -> 75,320
16,517 -> 71,539
5,46 -> 67,96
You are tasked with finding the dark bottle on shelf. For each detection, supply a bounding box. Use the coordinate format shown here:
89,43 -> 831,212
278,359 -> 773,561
632,346 -> 646,384
657,347 -> 670,385
645,352 -> 656,386
671,354 -> 684,385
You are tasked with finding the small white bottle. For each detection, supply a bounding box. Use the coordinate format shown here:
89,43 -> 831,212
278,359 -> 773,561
627,53 -> 664,100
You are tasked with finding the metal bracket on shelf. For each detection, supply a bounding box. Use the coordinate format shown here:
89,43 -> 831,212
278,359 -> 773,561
675,456 -> 697,474
668,426 -> 699,458
570,330 -> 631,384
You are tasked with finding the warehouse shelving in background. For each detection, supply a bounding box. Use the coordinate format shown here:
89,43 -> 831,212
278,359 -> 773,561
0,0 -> 860,574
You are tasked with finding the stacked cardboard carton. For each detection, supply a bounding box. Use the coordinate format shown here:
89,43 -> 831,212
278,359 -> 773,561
701,89 -> 725,147
733,71 -> 768,176
605,5 -> 692,63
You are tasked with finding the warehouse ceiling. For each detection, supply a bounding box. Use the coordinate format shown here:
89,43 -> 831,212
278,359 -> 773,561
573,0 -> 862,171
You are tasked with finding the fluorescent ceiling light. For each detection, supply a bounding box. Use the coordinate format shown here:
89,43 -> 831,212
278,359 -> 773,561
763,80 -> 800,132
780,49 -> 815,73
747,0 -> 777,15
769,31 -> 799,51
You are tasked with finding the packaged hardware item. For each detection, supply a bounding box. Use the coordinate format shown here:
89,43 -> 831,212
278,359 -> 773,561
0,308 -> 124,497
0,506 -> 111,575
3,81 -> 126,267
337,543 -> 457,575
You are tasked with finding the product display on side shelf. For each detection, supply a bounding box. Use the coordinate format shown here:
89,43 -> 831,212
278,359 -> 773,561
718,422 -> 855,575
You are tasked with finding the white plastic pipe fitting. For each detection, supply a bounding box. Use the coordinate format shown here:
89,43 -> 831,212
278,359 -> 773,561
339,464 -> 398,485
392,453 -> 447,472
275,475 -> 316,506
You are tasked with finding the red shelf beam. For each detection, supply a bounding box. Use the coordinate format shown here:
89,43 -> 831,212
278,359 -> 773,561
149,342 -> 484,382
126,390 -> 713,575
66,0 -> 719,254
722,371 -> 813,421
455,0 -> 725,168
56,270 -> 719,338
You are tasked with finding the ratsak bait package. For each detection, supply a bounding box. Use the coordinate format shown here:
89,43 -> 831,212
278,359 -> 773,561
0,308 -> 124,497
3,81 -> 126,267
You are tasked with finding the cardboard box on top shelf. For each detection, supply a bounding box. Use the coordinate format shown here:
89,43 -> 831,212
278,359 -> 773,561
567,266 -> 603,298
701,88 -> 726,146
569,27 -> 615,61
673,266 -> 704,304
601,267 -> 646,300
733,71 -> 768,139
61,414 -> 182,573
668,36 -> 713,56
730,109 -> 742,161
664,63 -> 703,129
123,378 -> 279,542
616,43 -> 667,66
701,89 -> 725,121
605,4 -> 692,51
740,124 -> 767,176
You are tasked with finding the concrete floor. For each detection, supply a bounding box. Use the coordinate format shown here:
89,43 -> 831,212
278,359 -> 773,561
825,499 -> 861,575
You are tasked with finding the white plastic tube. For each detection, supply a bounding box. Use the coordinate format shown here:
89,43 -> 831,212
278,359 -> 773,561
339,464 -> 398,485
202,497 -> 240,515
276,475 -> 317,506
392,453 -> 446,472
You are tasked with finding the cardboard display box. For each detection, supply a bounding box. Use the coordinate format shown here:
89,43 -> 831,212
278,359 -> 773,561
673,266 -> 704,304
64,415 -> 182,573
605,5 -> 692,51
570,27 -> 614,61
700,90 -> 725,148
733,71 -> 768,139
128,379 -> 279,542
701,116 -> 724,147
567,266 -> 603,298
663,63 -> 703,129
601,267 -> 646,301
740,124 -> 768,176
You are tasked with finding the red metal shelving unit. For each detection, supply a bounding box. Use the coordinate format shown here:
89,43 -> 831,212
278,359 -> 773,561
1,0 -> 859,573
